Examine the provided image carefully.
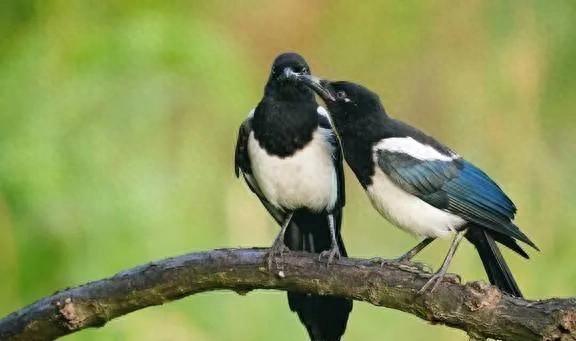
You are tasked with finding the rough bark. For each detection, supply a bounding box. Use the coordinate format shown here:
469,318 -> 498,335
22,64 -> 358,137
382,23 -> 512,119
0,248 -> 574,341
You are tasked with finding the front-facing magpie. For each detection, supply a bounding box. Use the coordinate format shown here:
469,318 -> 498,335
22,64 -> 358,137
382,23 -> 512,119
234,53 -> 352,340
298,77 -> 538,296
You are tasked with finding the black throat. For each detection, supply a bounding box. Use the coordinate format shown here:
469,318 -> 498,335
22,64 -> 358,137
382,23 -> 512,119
335,113 -> 392,188
252,82 -> 319,158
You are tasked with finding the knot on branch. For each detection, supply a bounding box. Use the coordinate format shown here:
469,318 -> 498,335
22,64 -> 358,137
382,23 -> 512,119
544,309 -> 576,341
464,281 -> 502,311
55,298 -> 85,330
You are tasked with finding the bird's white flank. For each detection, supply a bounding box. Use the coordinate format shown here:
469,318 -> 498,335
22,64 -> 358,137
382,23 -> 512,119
366,166 -> 466,238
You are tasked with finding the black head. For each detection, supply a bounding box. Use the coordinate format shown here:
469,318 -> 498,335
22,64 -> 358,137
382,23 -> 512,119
271,52 -> 311,78
299,78 -> 387,129
264,53 -> 314,100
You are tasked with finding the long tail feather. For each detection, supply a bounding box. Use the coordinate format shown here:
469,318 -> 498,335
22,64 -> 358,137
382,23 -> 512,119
285,209 -> 352,341
465,227 -> 523,297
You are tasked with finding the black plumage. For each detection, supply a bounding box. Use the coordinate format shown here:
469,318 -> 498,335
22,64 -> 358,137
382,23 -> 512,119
234,53 -> 352,340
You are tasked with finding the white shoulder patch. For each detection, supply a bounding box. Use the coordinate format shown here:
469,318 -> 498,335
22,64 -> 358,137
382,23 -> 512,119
317,106 -> 337,128
247,108 -> 255,118
374,137 -> 458,161
317,106 -> 329,118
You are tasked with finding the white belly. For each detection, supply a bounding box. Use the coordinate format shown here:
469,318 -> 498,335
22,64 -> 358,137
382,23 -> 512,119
248,129 -> 338,212
366,167 -> 466,238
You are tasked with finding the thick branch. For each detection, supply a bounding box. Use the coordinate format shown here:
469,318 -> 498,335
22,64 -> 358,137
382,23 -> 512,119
0,248 -> 574,341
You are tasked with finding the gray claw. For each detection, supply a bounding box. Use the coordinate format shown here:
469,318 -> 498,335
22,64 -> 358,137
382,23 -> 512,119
267,243 -> 290,271
318,247 -> 341,266
417,272 -> 445,295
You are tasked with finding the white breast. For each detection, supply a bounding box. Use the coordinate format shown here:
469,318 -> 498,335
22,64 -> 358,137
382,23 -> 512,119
366,166 -> 466,238
248,128 -> 338,212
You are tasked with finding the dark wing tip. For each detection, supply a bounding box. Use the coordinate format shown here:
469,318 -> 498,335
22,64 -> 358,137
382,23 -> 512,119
510,224 -> 539,251
520,234 -> 539,252
529,241 -> 541,252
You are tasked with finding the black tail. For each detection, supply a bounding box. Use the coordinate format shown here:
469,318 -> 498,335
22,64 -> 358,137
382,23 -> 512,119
285,209 -> 352,341
465,227 -> 526,298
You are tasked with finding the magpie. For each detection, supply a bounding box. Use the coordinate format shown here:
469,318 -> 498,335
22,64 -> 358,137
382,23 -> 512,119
298,77 -> 538,296
234,53 -> 352,340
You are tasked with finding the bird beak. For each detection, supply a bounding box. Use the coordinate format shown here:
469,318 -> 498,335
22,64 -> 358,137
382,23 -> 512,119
282,67 -> 299,81
296,75 -> 336,102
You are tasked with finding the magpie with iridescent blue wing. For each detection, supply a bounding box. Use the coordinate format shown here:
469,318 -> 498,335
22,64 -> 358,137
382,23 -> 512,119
234,53 -> 352,340
298,78 -> 538,297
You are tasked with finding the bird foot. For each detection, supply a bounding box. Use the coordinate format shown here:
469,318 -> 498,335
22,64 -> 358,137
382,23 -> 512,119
266,242 -> 290,271
318,246 -> 341,266
369,255 -> 413,268
368,257 -> 393,268
417,271 -> 447,295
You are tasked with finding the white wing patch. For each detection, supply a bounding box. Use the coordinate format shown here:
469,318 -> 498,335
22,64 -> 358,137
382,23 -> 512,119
374,137 -> 458,161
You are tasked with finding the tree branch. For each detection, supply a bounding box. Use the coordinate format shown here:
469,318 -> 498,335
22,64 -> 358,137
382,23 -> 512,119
0,248 -> 574,341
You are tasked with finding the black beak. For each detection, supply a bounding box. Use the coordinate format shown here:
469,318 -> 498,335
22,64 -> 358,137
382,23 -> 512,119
295,75 -> 336,102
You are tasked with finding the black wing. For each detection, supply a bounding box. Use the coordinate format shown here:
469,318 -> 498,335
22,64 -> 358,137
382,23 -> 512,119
234,108 -> 345,222
234,114 -> 287,225
234,114 -> 253,178
376,148 -> 537,252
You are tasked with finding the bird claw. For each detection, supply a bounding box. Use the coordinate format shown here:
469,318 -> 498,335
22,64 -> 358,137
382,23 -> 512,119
266,243 -> 290,271
369,255 -> 413,268
368,257 -> 392,268
318,247 -> 341,266
417,272 -> 446,295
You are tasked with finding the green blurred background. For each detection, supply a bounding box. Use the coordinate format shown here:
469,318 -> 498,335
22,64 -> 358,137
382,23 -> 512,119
1,1 -> 575,340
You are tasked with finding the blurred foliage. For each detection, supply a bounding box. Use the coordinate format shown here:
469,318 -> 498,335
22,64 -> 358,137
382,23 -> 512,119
0,1 -> 575,340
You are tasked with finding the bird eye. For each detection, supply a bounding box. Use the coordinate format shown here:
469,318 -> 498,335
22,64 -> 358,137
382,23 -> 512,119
336,91 -> 347,100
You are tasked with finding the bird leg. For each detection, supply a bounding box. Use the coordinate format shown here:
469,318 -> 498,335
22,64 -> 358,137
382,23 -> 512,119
267,212 -> 293,270
370,237 -> 435,267
398,237 -> 435,262
418,229 -> 467,294
318,214 -> 341,266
